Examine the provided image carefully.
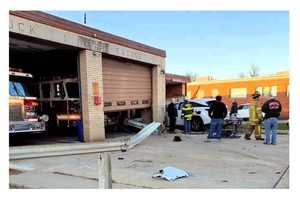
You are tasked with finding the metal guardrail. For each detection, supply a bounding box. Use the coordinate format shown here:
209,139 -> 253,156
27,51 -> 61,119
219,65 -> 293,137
9,121 -> 161,189
10,122 -> 161,160
126,122 -> 161,148
127,119 -> 160,135
127,118 -> 147,129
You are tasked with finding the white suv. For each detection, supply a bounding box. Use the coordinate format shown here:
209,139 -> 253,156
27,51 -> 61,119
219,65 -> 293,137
236,103 -> 265,121
237,104 -> 250,121
175,98 -> 216,131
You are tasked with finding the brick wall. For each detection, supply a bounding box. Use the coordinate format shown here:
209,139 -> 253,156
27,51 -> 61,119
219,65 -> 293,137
152,60 -> 166,123
222,93 -> 289,119
187,76 -> 289,119
79,50 -> 105,142
166,84 -> 184,99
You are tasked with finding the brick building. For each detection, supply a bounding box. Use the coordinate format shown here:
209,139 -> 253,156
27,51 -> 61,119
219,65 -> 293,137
165,73 -> 190,103
187,71 -> 289,119
9,11 -> 166,142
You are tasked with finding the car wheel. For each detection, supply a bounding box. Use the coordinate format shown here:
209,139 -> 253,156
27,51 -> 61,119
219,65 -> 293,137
192,117 -> 204,131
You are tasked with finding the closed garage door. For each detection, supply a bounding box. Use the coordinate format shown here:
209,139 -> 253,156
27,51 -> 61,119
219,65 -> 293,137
102,56 -> 152,112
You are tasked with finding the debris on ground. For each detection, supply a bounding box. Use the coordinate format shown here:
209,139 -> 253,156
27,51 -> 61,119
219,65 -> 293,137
132,159 -> 152,163
227,135 -> 241,139
152,166 -> 189,181
9,169 -> 24,175
173,136 -> 182,142
203,139 -> 221,143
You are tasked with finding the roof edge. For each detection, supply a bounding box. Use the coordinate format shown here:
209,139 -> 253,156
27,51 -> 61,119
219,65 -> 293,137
9,11 -> 166,58
188,75 -> 289,86
166,73 -> 191,82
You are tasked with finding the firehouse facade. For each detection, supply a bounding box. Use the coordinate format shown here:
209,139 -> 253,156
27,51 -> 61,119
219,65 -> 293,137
9,11 -> 166,142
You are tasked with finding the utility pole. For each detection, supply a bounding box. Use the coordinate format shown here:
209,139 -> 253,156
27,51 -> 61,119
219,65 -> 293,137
83,12 -> 87,24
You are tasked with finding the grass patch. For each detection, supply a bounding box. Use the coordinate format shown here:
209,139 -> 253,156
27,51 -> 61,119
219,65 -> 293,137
278,123 -> 289,130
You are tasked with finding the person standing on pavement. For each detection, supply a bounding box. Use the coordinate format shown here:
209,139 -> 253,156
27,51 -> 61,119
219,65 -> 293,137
230,99 -> 239,137
208,95 -> 228,139
245,92 -> 264,141
167,98 -> 178,133
182,99 -> 193,134
230,99 -> 238,116
262,96 -> 282,145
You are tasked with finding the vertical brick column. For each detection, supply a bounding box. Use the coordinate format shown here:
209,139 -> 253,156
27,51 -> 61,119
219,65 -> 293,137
152,59 -> 166,123
79,50 -> 105,142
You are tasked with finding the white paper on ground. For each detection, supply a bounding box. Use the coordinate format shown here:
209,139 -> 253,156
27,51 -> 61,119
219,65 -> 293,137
152,166 -> 189,181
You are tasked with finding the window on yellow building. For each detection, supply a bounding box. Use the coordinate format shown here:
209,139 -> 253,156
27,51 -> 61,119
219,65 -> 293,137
196,90 -> 205,99
211,89 -> 219,98
271,86 -> 277,97
187,91 -> 191,98
256,87 -> 263,95
287,85 -> 289,96
263,87 -> 270,97
230,88 -> 247,98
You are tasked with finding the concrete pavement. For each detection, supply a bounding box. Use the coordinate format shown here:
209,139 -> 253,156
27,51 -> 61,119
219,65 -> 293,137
10,133 -> 289,189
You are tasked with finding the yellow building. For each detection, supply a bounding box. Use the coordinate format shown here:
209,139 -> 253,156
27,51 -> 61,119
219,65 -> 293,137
187,71 -> 289,119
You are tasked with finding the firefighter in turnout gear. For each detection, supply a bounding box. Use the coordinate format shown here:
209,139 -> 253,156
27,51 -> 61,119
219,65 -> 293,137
244,91 -> 264,140
182,99 -> 194,134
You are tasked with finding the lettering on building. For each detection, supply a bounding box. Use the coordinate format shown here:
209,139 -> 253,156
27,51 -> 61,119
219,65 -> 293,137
77,36 -> 109,53
29,24 -> 36,35
78,35 -> 144,60
9,18 -> 38,36
9,17 -> 150,63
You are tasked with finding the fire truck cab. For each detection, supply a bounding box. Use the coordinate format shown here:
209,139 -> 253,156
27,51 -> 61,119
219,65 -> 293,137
9,69 -> 48,134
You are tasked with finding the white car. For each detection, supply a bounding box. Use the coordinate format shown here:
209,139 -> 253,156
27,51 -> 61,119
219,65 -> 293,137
236,103 -> 265,121
237,104 -> 250,121
175,98 -> 216,131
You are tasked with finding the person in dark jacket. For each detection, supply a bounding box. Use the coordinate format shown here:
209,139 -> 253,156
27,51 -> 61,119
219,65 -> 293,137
230,99 -> 238,116
208,95 -> 228,139
167,98 -> 178,133
262,96 -> 282,145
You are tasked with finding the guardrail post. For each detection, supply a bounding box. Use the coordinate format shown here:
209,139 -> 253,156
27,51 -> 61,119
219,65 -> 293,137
98,152 -> 112,189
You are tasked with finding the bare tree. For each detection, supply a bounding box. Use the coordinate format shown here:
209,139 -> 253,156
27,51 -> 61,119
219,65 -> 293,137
238,65 -> 260,78
249,65 -> 260,77
238,72 -> 246,78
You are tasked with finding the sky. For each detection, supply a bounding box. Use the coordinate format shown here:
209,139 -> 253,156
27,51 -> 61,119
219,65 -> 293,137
47,11 -> 289,79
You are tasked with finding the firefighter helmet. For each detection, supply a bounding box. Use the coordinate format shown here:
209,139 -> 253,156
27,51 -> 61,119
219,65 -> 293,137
252,91 -> 261,99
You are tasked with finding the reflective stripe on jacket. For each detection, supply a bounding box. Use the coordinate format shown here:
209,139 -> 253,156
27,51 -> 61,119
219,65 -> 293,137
249,100 -> 262,125
182,103 -> 193,120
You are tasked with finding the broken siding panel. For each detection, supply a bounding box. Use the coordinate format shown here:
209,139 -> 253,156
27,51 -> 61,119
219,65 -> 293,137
102,56 -> 152,112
